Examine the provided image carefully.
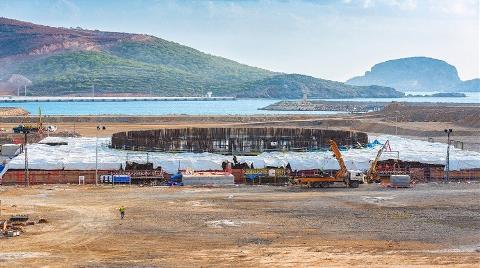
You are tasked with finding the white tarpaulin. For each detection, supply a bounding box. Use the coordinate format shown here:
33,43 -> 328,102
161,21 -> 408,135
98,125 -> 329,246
3,135 -> 480,175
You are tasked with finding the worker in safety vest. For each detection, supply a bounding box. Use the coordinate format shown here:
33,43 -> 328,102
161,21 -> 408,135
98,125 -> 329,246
119,206 -> 126,220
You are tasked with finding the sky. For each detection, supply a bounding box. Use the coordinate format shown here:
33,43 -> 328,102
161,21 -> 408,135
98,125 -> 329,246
0,0 -> 478,81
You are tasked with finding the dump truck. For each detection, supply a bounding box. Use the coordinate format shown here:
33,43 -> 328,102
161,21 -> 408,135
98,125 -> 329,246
295,139 -> 365,188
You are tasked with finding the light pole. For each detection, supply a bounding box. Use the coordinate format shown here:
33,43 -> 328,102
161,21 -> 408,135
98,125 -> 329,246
95,125 -> 106,186
395,110 -> 399,135
22,129 -> 30,187
444,129 -> 453,183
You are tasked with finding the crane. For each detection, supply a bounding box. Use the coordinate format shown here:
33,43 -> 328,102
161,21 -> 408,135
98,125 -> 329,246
295,139 -> 364,188
365,140 -> 391,183
12,107 -> 45,134
329,139 -> 347,181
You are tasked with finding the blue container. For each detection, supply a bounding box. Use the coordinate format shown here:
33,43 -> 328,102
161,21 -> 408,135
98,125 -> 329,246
0,164 -> 4,173
113,175 -> 131,184
170,172 -> 183,182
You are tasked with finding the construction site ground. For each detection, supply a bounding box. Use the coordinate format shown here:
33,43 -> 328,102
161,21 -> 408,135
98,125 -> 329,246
1,102 -> 479,151
0,183 -> 479,267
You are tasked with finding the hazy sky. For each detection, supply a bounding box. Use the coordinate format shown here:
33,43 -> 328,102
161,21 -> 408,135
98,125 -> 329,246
0,0 -> 478,81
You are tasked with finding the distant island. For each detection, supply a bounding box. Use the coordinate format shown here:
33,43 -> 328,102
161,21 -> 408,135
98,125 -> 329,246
407,93 -> 466,98
0,17 -> 403,99
347,57 -> 479,92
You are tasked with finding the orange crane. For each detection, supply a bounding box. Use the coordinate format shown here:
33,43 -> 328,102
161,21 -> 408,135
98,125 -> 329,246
295,139 -> 365,188
365,140 -> 391,183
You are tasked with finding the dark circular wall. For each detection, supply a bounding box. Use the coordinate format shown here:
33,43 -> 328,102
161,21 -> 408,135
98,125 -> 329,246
111,127 -> 368,154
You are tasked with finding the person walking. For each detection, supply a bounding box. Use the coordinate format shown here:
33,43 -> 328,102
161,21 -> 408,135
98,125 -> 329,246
119,206 -> 126,220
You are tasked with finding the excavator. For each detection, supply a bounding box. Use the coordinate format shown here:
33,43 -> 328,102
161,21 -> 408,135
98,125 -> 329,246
365,140 -> 391,183
295,139 -> 365,188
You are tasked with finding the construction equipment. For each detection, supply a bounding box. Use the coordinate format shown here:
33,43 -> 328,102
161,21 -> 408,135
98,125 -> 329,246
365,140 -> 391,183
295,139 -> 365,188
12,107 -> 44,134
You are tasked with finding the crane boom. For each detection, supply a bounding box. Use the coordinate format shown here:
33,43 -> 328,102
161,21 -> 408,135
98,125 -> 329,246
328,139 -> 347,180
294,139 -> 363,188
366,140 -> 390,183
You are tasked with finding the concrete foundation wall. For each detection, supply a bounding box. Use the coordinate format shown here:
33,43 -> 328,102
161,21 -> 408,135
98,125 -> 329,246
111,127 -> 368,154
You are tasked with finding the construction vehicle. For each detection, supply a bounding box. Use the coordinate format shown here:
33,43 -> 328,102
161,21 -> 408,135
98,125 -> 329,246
365,140 -> 391,183
13,107 -> 44,134
295,139 -> 365,188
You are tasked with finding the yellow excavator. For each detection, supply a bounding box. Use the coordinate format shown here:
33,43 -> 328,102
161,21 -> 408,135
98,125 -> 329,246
365,140 -> 391,183
295,139 -> 365,188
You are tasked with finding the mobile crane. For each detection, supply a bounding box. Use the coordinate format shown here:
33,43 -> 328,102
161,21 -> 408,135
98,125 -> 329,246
13,107 -> 44,134
295,139 -> 365,188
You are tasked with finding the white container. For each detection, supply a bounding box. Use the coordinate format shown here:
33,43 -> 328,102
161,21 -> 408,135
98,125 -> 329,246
182,173 -> 234,186
390,175 -> 411,187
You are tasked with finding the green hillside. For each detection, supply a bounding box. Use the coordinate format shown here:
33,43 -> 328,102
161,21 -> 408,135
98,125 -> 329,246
12,51 -> 216,96
109,40 -> 271,83
0,17 -> 404,98
237,74 -> 403,98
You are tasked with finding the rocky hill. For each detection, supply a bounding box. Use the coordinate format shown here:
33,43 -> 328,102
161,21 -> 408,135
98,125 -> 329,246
347,57 -> 478,92
454,79 -> 480,92
0,17 -> 403,98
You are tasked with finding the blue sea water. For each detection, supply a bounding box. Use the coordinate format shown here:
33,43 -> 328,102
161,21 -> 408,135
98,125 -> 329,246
0,92 -> 478,115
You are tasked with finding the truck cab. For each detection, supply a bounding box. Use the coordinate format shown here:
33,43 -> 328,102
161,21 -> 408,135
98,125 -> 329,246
346,170 -> 366,188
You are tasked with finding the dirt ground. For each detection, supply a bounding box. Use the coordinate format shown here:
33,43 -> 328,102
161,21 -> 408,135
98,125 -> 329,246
1,183 -> 479,267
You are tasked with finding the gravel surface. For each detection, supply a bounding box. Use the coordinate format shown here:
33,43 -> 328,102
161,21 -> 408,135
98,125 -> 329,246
0,183 -> 479,267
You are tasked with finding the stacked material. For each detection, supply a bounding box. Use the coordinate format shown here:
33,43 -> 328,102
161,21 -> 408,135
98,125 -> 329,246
182,172 -> 234,186
2,135 -> 480,176
0,107 -> 29,116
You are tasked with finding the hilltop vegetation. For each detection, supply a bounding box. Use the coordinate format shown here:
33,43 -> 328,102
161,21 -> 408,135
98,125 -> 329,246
237,74 -> 403,98
347,57 -> 479,92
0,17 -> 403,98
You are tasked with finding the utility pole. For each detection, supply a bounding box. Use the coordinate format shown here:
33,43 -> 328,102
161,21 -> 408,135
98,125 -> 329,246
444,129 -> 453,183
395,110 -> 399,135
95,127 -> 98,186
23,130 -> 30,187
24,85 -> 27,97
95,125 -> 106,186
92,84 -> 95,98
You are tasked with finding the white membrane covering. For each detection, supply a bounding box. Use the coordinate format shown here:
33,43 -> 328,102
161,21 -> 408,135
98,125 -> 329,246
3,135 -> 480,175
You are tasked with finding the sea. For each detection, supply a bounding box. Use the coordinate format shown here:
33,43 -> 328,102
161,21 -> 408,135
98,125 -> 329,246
0,92 -> 478,116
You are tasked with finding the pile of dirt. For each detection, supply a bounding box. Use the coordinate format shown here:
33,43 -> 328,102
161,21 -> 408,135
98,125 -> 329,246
0,107 -> 29,116
380,103 -> 480,128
